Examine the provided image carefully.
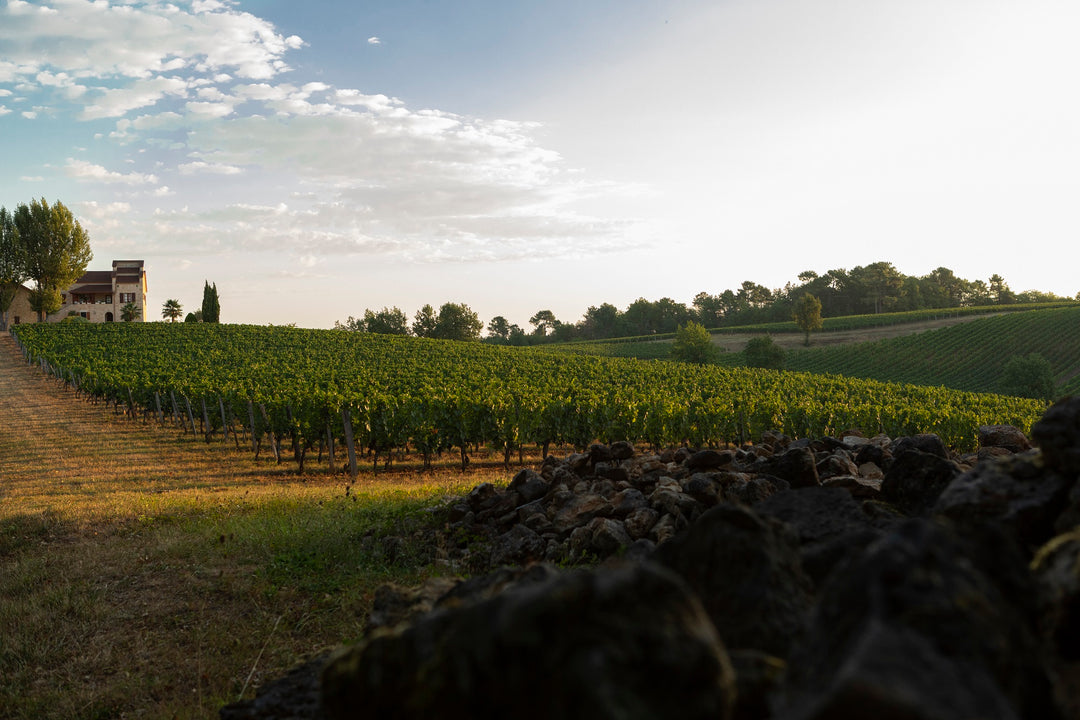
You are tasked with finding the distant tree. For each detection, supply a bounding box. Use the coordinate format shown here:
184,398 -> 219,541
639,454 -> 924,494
670,321 -> 719,364
363,306 -> 409,335
201,281 -> 220,323
0,206 -> 28,331
744,335 -> 785,370
13,198 -> 93,321
792,293 -> 823,346
161,298 -> 183,322
184,310 -> 203,323
121,302 -> 140,322
580,303 -> 624,340
412,304 -> 438,338
1000,353 -> 1055,402
551,322 -> 579,342
486,315 -> 512,343
988,274 -> 1016,305
334,315 -> 364,331
507,324 -> 529,346
920,267 -> 965,309
529,309 -> 559,338
692,292 -> 725,327
432,302 -> 483,341
851,261 -> 904,314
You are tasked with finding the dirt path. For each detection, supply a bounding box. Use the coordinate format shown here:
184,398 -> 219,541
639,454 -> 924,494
0,333 -> 296,521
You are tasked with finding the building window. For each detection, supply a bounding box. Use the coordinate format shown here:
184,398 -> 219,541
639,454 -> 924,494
119,292 -> 135,304
80,312 -> 89,319
13,316 -> 19,325
105,295 -> 112,304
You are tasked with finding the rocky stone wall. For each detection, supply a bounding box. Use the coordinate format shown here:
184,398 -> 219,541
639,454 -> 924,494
222,398 -> 1080,720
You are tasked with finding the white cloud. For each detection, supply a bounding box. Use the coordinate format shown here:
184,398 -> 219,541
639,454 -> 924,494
21,110 -> 37,119
65,158 -> 159,185
81,76 -> 190,120
19,175 -> 44,182
178,161 -> 243,175
185,100 -> 234,118
1,0 -> 633,267
367,37 -> 381,45
0,0 -> 302,88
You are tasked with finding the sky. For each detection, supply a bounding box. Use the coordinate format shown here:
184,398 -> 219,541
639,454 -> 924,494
2,0 -> 1078,329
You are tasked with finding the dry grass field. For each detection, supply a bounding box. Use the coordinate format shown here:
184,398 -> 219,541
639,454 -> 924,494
0,335 -> 509,719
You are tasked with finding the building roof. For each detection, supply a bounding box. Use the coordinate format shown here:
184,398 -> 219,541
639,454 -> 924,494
69,283 -> 114,294
77,270 -> 112,284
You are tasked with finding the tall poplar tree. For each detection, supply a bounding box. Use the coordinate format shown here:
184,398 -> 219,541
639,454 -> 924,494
201,281 -> 220,323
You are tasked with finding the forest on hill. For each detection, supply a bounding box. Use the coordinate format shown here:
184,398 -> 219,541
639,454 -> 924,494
336,261 -> 1076,345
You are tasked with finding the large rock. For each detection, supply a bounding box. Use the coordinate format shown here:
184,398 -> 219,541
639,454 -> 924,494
754,487 -> 892,587
1032,529 -> 1080,717
934,451 -> 1074,552
321,562 -> 736,720
881,448 -> 961,515
760,446 -> 820,488
655,503 -> 813,657
892,432 -> 949,459
506,468 -> 549,503
489,524 -> 547,566
779,519 -> 1057,720
979,424 -> 1032,454
1032,396 -> 1080,478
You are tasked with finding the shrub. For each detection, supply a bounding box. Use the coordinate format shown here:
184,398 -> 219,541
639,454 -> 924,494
744,335 -> 785,370
671,321 -> 720,364
1000,353 -> 1055,402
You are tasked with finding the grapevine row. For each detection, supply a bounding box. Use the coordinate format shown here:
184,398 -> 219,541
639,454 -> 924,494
11,323 -> 1048,473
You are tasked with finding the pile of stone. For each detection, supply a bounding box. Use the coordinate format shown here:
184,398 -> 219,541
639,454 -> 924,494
222,398 -> 1080,720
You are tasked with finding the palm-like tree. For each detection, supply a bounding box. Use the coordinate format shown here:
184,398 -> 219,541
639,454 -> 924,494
161,298 -> 183,322
121,301 -> 140,322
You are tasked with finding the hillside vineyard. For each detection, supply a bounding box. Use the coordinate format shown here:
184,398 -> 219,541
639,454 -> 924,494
12,324 -> 1047,472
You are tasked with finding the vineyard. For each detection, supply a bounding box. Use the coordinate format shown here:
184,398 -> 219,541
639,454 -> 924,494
783,305 -> 1080,397
554,301 -> 1077,348
11,323 -> 1048,473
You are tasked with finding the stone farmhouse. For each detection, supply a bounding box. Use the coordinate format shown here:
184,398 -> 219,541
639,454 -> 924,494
7,260 -> 148,325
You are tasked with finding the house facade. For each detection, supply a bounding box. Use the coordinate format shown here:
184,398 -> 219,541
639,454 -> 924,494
6,260 -> 148,325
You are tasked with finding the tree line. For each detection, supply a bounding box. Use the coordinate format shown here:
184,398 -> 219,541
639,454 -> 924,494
336,261 -> 1077,344
0,198 -> 93,330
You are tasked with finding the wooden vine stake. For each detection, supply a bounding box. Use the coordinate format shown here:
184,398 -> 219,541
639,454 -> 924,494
247,401 -> 258,454
184,396 -> 198,438
218,396 -> 229,443
325,425 -> 335,474
259,403 -> 281,463
341,408 -> 358,478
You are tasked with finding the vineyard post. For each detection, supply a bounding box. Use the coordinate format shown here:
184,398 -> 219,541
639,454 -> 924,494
218,397 -> 229,443
170,391 -> 181,429
184,396 -> 197,438
259,403 -> 281,463
247,401 -> 258,453
326,424 -> 335,474
154,393 -> 164,425
200,398 -> 211,442
127,387 -> 136,420
341,408 -> 358,478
